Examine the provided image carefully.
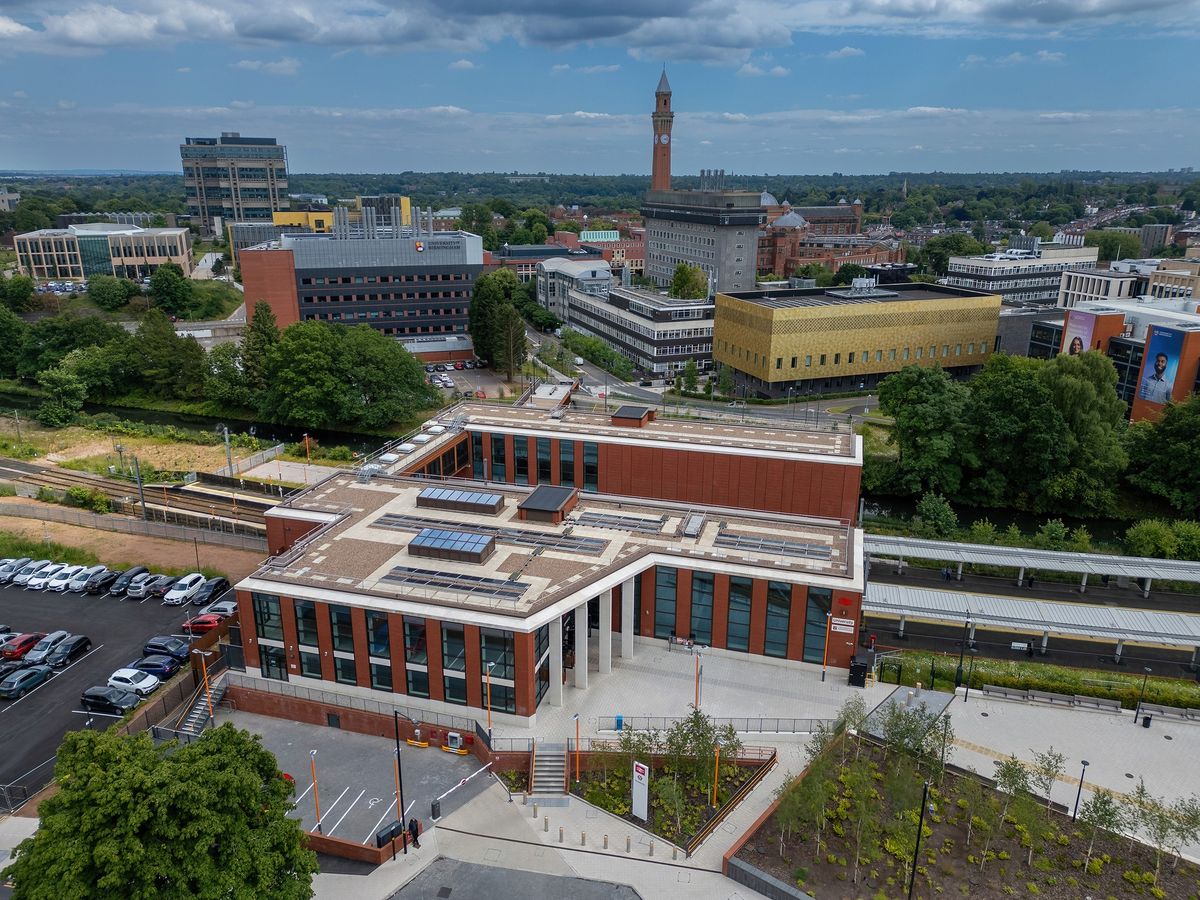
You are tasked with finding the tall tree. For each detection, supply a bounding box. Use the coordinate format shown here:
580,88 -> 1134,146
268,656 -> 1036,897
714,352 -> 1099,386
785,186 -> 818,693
86,275 -> 135,312
1085,230 -> 1142,262
877,365 -> 968,496
468,269 -> 520,363
3,725 -> 317,899
34,367 -> 87,426
917,233 -> 987,275
1079,789 -> 1124,874
832,263 -> 870,285
0,308 -> 30,377
134,310 -> 206,399
149,262 -> 194,317
16,315 -> 127,379
493,303 -> 528,383
240,301 -> 279,405
2,274 -> 39,312
1125,394 -> 1200,516
669,263 -> 709,299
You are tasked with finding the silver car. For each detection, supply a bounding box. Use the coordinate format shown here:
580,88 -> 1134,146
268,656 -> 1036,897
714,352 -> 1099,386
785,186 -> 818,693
24,630 -> 71,665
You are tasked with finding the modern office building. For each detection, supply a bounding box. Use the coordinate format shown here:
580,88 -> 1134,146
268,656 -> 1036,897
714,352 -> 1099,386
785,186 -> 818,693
487,243 -> 604,283
239,207 -> 483,334
943,238 -> 1099,305
1057,266 -> 1143,308
559,285 -> 715,377
534,258 -> 613,320
181,132 -> 289,234
1147,259 -> 1200,300
15,222 -> 193,281
0,186 -> 20,213
54,211 -> 177,229
231,402 -> 865,723
713,280 -> 1002,397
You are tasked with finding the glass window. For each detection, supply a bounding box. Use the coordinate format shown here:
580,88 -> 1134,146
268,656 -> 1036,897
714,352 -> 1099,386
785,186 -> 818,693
334,656 -> 357,685
443,675 -> 468,705
490,434 -> 507,481
403,617 -> 427,665
654,567 -> 677,639
536,623 -> 550,662
261,645 -> 287,681
406,668 -> 429,698
514,437 -> 529,485
252,592 -> 282,642
819,354 -> 826,366
560,441 -> 575,486
293,599 -> 318,647
634,575 -> 643,636
805,355 -> 812,367
284,646 -> 317,678
727,577 -> 752,652
480,628 -> 515,680
366,611 -> 389,658
765,582 -> 791,658
583,442 -> 599,492
329,605 -> 354,653
486,682 -> 516,714
472,431 -> 484,479
536,437 -> 552,484
691,572 -> 714,645
803,587 -> 833,664
370,663 -> 392,692
442,624 -> 466,672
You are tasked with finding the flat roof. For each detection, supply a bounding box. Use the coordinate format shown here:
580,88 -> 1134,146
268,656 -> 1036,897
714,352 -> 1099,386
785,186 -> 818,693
612,405 -> 650,419
720,282 -> 996,308
518,484 -> 576,513
246,473 -> 860,627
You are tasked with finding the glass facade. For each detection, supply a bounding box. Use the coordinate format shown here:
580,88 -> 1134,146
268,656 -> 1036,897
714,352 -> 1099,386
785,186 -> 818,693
406,668 -> 429,698
370,663 -> 392,691
252,592 -> 282,641
76,234 -> 112,277
293,599 -> 318,647
334,656 -> 357,685
486,682 -> 516,714
803,587 -> 832,663
654,567 -> 677,638
329,605 -> 354,653
691,572 -> 714,644
727,577 -> 752,652
583,442 -> 599,492
261,645 -> 287,681
472,431 -> 484,479
443,675 -> 467,705
490,434 -> 507,481
514,437 -> 529,484
366,611 -> 389,657
442,624 -> 466,672
764,582 -> 791,658
536,437 -> 552,483
559,440 -> 575,486
480,628 -> 514,679
299,651 -> 322,678
403,617 -> 427,665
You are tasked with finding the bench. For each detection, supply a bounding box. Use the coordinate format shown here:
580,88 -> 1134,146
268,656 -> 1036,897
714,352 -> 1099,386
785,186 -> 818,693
981,684 -> 1029,702
1029,689 -> 1075,705
1140,703 -> 1190,720
1073,695 -> 1122,712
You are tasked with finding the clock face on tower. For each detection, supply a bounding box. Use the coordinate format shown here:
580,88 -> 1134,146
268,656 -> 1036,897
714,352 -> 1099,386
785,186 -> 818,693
659,134 -> 669,145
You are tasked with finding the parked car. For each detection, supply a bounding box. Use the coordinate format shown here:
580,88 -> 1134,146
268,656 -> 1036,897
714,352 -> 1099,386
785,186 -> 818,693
69,565 -> 106,592
80,686 -> 141,715
125,572 -> 162,599
0,632 -> 45,660
12,560 -> 52,586
464,360 -> 476,369
107,668 -> 160,696
109,566 -> 149,596
0,659 -> 30,680
424,364 -> 435,373
163,573 -> 205,606
182,613 -> 225,636
47,565 -> 85,592
453,361 -> 465,370
25,630 -> 71,665
127,655 -> 180,679
200,599 -> 238,618
574,356 -> 585,366
148,576 -> 181,599
45,634 -> 92,668
0,624 -> 14,642
142,636 -> 191,662
26,563 -> 67,590
0,557 -> 31,584
190,577 -> 230,607
85,568 -> 122,594
0,665 -> 52,699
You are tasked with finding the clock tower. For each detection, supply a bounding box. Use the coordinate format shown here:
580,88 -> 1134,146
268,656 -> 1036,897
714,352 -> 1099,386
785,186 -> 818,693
651,69 -> 673,192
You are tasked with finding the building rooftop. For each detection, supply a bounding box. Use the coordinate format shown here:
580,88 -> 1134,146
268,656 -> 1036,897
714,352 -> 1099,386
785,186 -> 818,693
719,282 -> 997,308
537,257 -> 612,277
246,230 -> 484,268
17,223 -> 188,239
248,472 -> 860,621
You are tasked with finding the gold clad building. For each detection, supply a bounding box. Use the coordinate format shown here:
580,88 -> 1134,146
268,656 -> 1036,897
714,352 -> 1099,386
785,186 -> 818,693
713,281 -> 1002,397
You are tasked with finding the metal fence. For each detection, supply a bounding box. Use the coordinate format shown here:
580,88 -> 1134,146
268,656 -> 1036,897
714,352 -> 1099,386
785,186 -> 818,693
214,443 -> 286,477
0,756 -> 56,814
150,725 -> 203,746
196,471 -> 292,499
0,503 -> 268,551
596,715 -> 831,735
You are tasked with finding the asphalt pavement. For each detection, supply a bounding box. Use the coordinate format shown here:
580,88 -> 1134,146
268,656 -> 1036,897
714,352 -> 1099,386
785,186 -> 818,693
390,858 -> 643,899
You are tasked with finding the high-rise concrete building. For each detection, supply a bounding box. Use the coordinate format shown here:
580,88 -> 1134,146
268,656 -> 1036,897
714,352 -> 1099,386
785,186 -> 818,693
181,132 -> 289,234
0,186 -> 20,213
943,238 -> 1099,305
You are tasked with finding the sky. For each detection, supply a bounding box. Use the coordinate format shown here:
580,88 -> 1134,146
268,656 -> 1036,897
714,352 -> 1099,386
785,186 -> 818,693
0,0 -> 1197,176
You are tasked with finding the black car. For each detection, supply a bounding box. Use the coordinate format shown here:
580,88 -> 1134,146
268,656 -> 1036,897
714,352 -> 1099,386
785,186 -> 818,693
85,568 -> 123,594
148,576 -> 180,599
142,636 -> 191,662
80,686 -> 141,715
45,634 -> 92,668
127,654 -> 181,679
190,576 -> 230,607
109,566 -> 149,596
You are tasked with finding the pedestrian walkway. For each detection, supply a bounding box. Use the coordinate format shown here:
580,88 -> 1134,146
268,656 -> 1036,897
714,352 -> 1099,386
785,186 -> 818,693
243,459 -> 343,486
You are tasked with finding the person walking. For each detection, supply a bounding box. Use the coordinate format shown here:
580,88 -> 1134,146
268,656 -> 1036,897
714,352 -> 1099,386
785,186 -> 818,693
408,817 -> 421,849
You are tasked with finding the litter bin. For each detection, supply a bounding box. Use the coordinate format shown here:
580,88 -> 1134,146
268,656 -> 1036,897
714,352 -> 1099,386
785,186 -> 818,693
431,800 -> 441,820
615,714 -> 623,732
1143,715 -> 1152,728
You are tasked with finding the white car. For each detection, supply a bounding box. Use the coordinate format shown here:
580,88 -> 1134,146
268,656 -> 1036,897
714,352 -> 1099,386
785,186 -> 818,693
69,565 -> 106,592
12,559 -> 52,586
107,668 -> 161,697
27,563 -> 67,590
47,565 -> 85,592
201,599 -> 239,618
163,573 -> 206,606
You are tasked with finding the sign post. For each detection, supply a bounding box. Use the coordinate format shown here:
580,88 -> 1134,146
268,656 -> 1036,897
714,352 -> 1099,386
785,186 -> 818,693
632,761 -> 649,822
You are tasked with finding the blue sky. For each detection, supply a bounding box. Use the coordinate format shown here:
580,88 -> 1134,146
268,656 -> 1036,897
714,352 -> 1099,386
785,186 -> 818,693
0,0 -> 1197,175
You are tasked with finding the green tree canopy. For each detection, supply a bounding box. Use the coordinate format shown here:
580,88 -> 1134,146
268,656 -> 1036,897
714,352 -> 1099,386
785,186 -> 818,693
1084,230 -> 1142,262
832,263 -> 870,286
241,301 -> 280,403
2,274 -> 39,312
35,366 -> 87,426
149,262 -> 194,317
877,365 -> 968,496
669,263 -> 709,299
492,303 -> 528,383
3,724 -> 317,899
1125,394 -> 1200,516
468,269 -> 521,363
86,274 -> 140,312
1027,221 -> 1055,240
917,234 -> 987,275
17,315 -> 127,380
793,263 -> 835,287
0,307 -> 30,377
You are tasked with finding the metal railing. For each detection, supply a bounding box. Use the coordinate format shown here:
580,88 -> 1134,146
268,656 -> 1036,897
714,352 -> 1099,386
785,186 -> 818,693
596,716 -> 831,735
0,503 -> 267,551
213,443 -> 286,477
0,756 -> 56,814
150,725 -> 203,746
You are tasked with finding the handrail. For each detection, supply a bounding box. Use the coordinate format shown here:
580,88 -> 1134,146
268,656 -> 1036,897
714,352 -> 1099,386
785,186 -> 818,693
685,746 -> 778,857
529,738 -> 537,797
171,680 -> 208,731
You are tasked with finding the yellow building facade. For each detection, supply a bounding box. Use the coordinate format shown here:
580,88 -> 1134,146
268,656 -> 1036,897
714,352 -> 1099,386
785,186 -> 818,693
713,283 -> 1002,396
272,210 -> 334,232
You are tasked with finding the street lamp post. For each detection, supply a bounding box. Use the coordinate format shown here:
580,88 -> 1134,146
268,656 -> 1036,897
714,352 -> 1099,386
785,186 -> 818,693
1071,760 -> 1090,822
392,711 -> 407,831
963,652 -> 977,703
310,750 -> 322,834
191,649 -> 214,725
821,611 -> 832,683
573,713 -> 581,784
1134,666 -> 1152,725
786,387 -> 795,419
955,618 -> 972,688
485,661 -> 496,735
907,781 -> 933,900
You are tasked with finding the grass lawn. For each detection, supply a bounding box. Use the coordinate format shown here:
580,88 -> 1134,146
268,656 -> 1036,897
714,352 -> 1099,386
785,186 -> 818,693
185,280 -> 243,320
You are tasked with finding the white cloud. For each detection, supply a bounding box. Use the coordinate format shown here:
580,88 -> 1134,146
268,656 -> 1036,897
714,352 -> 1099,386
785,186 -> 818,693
1036,49 -> 1065,62
768,65 -> 790,76
1039,111 -> 1090,120
229,100 -> 256,109
579,64 -> 621,74
571,110 -> 613,119
551,63 -> 571,73
964,48 -> 1067,67
176,66 -> 190,73
996,51 -> 1027,65
57,99 -> 77,109
449,58 -> 476,70
233,57 -> 301,76
12,90 -> 28,98
0,15 -> 33,38
737,61 -> 789,77
825,46 -> 865,58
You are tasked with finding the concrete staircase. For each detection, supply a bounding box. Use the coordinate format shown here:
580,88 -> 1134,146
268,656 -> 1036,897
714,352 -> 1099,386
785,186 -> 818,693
530,741 -> 568,801
179,674 -> 228,736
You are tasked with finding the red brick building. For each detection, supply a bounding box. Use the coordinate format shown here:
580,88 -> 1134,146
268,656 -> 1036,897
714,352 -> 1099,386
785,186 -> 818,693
757,211 -> 905,279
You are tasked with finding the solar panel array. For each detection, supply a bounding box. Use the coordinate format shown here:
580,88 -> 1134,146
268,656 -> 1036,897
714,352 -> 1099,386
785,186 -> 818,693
376,513 -> 609,556
416,486 -> 505,515
576,511 -> 667,534
714,532 -> 834,560
382,565 -> 528,600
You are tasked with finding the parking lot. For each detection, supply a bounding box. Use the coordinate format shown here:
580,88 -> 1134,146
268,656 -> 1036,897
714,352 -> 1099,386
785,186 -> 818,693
224,711 -> 494,844
426,363 -> 514,400
0,580 -> 212,790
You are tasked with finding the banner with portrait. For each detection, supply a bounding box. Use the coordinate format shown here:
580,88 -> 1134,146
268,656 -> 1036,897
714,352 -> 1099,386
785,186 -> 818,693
1137,327 -> 1184,407
1060,311 -> 1096,356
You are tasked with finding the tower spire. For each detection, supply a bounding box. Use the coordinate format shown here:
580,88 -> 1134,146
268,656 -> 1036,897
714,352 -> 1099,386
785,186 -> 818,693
651,71 -> 674,191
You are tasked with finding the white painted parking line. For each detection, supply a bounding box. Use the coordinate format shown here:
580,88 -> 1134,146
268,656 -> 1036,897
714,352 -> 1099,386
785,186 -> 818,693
327,789 -> 365,836
364,797 -> 398,844
0,643 -> 106,715
318,786 -> 351,828
295,782 -> 314,804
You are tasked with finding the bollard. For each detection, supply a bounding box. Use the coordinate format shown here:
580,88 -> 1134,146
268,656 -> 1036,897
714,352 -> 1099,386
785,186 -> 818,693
673,847 -> 678,860
533,803 -> 539,819
523,794 -> 529,806
604,835 -> 609,850
581,831 -> 586,847
544,816 -> 549,833
559,826 -> 564,844
649,841 -> 655,857
626,835 -> 631,853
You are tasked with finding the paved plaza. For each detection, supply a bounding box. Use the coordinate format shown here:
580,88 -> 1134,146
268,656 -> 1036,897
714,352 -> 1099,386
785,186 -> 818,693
389,858 -> 643,899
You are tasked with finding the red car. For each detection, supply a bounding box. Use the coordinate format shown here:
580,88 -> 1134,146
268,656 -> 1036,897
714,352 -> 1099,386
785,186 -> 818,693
1,632 -> 47,660
181,614 -> 225,636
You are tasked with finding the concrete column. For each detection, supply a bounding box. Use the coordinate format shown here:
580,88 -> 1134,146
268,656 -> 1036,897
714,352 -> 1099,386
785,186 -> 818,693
620,578 -> 634,659
1192,646 -> 1200,670
1080,574 -> 1088,594
1016,566 -> 1025,587
955,562 -> 963,581
1114,639 -> 1124,664
599,592 -> 612,675
968,622 -> 977,647
1040,631 -> 1049,655
897,615 -> 906,638
574,604 -> 589,690
549,616 -> 563,706
1143,578 -> 1152,599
